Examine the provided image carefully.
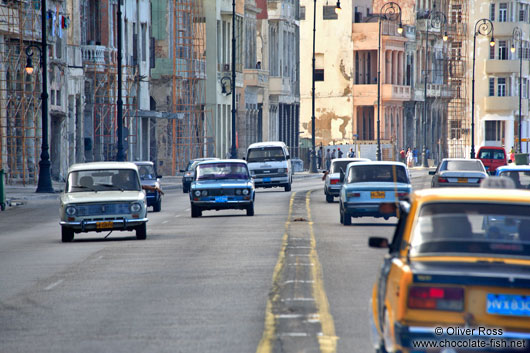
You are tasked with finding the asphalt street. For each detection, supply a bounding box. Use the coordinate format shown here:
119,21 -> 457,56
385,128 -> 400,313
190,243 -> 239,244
0,169 -> 432,353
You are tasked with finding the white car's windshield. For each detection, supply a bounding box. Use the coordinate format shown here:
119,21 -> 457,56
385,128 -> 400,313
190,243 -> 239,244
67,169 -> 141,192
410,202 -> 530,259
196,163 -> 249,181
247,147 -> 286,163
137,165 -> 157,180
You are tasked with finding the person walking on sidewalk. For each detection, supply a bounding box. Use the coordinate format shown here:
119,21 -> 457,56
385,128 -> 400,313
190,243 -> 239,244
325,149 -> 332,170
413,147 -> 418,166
337,148 -> 343,158
348,147 -> 355,158
317,147 -> 322,170
406,147 -> 413,168
399,148 -> 406,163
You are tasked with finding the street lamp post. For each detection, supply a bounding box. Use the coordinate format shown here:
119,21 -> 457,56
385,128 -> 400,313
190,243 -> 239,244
116,0 -> 125,161
422,9 -> 447,167
230,0 -> 237,159
511,27 -> 523,153
471,19 -> 495,159
25,0 -> 54,193
376,2 -> 402,161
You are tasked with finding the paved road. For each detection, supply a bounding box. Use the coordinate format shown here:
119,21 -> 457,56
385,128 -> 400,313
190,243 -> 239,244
0,170 -> 431,353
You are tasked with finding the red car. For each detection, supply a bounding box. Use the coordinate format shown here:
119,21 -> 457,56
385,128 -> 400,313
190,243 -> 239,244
477,146 -> 507,174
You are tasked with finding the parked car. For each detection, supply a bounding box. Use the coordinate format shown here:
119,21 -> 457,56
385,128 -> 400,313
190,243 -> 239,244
477,146 -> 507,174
430,158 -> 487,187
134,161 -> 162,212
339,161 -> 411,225
495,165 -> 530,189
181,158 -> 219,193
189,159 -> 255,217
246,141 -> 292,192
368,188 -> 530,353
59,162 -> 148,242
324,158 -> 369,203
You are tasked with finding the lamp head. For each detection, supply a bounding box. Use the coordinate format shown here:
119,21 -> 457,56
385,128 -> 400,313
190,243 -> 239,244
511,44 -> 516,53
335,0 -> 341,14
490,37 -> 496,47
397,23 -> 403,34
25,56 -> 34,75
443,32 -> 448,42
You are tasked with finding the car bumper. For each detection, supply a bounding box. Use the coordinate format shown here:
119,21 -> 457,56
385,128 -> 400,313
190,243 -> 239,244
434,183 -> 481,188
394,323 -> 530,353
325,186 -> 341,196
191,200 -> 253,210
253,175 -> 289,187
344,202 -> 395,218
60,218 -> 148,232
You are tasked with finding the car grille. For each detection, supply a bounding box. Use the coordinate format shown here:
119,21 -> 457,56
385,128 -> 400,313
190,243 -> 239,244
255,168 -> 278,174
76,203 -> 131,216
206,189 -> 235,196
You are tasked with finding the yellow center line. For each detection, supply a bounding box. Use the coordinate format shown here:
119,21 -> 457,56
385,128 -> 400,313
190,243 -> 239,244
306,190 -> 338,353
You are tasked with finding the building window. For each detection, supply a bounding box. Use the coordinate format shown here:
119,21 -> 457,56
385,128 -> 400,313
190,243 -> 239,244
489,78 -> 495,96
490,3 -> 495,21
322,6 -> 338,20
499,3 -> 508,22
485,120 -> 504,141
499,40 -> 507,60
300,6 -> 306,20
498,77 -> 506,96
315,69 -> 324,81
450,120 -> 462,139
520,6 -> 526,21
141,23 -> 147,62
451,5 -> 462,23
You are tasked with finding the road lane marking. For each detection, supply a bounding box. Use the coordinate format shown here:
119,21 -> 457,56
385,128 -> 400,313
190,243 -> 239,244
45,279 -> 63,291
175,214 -> 181,218
162,220 -> 169,224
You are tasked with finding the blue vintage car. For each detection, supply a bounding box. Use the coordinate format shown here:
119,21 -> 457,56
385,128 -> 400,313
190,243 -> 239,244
189,159 -> 255,217
339,161 -> 411,225
495,165 -> 530,189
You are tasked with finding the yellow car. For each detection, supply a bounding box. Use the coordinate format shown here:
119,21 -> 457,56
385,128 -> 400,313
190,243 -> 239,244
369,188 -> 530,353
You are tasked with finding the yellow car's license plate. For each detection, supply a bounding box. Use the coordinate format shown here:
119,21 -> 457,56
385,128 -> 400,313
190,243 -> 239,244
371,191 -> 385,199
457,178 -> 468,183
96,221 -> 113,229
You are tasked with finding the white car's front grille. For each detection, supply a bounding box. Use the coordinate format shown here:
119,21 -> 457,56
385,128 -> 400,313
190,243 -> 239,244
76,203 -> 131,216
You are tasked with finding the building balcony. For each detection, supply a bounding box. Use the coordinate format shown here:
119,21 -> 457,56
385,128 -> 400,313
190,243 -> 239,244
483,96 -> 528,115
352,83 -> 411,104
244,69 -> 269,88
267,0 -> 296,21
485,59 -> 528,75
491,22 -> 530,38
382,84 -> 411,101
352,84 -> 377,105
82,45 -> 116,69
414,83 -> 453,100
269,76 -> 290,96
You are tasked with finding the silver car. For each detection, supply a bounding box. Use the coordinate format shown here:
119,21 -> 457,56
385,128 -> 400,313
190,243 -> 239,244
324,158 -> 369,202
430,158 -> 488,187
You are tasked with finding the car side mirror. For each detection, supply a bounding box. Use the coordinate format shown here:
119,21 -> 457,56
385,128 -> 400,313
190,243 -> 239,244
180,169 -> 186,173
157,175 -> 162,179
368,237 -> 389,249
428,171 -> 435,175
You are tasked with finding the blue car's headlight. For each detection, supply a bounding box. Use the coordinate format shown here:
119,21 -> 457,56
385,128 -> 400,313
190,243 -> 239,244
242,189 -> 250,195
194,190 -> 201,197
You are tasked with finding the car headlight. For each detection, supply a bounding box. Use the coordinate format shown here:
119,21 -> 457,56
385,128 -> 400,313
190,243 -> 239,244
201,190 -> 208,196
235,189 -> 242,195
194,190 -> 201,197
130,202 -> 142,213
242,189 -> 250,195
65,205 -> 77,216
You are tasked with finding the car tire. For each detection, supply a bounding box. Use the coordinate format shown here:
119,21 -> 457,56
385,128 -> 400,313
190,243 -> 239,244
61,226 -> 74,243
191,205 -> 202,218
246,203 -> 255,216
284,183 -> 292,192
343,210 -> 352,226
153,197 -> 162,212
136,223 -> 147,240
339,207 -> 344,224
326,194 -> 334,203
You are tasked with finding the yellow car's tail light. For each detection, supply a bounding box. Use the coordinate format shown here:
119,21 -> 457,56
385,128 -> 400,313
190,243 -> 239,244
408,286 -> 464,311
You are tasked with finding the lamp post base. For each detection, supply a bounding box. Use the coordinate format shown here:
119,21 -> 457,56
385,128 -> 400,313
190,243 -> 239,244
309,153 -> 318,173
35,159 -> 54,193
422,149 -> 429,167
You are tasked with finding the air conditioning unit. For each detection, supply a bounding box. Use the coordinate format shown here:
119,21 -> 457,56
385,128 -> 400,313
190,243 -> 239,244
223,64 -> 230,71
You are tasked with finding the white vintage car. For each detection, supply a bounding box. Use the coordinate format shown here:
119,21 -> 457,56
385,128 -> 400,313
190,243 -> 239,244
59,162 -> 148,242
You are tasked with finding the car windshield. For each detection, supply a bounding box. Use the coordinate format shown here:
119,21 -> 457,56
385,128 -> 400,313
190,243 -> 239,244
67,169 -> 141,192
247,147 -> 286,163
478,149 -> 505,159
410,202 -> 530,259
442,160 -> 484,172
331,160 -> 357,174
137,165 -> 157,180
347,165 -> 408,183
498,170 -> 530,189
196,163 -> 249,181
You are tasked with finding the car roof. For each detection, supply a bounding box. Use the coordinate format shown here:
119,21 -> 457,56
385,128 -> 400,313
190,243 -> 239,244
478,146 -> 506,150
331,158 -> 370,163
133,161 -> 154,166
347,161 -> 407,167
196,159 -> 247,165
248,141 -> 287,149
68,161 -> 139,172
412,187 -> 530,204
441,158 -> 481,162
496,165 -> 530,172
191,157 -> 218,162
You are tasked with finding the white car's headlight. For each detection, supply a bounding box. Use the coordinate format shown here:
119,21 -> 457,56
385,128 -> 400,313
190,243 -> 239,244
194,190 -> 201,197
242,189 -> 250,195
130,203 -> 142,213
65,205 -> 77,216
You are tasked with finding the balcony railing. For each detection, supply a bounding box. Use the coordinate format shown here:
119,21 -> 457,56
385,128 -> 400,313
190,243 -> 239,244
82,45 -> 116,66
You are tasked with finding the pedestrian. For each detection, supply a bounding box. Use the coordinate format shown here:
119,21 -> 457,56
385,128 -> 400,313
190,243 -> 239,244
510,146 -> 515,163
337,147 -> 343,158
317,147 -> 322,170
399,148 -> 406,163
325,149 -> 331,170
406,147 -> 413,168
426,148 -> 430,161
348,147 -> 355,158
413,147 -> 418,166
331,149 -> 336,160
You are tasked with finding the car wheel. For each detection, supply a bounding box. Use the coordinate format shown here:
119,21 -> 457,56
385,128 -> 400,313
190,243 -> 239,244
246,203 -> 255,216
61,226 -> 74,243
153,197 -> 162,212
339,207 -> 344,224
284,183 -> 292,192
191,205 -> 202,218
136,223 -> 147,240
343,210 -> 352,226
326,194 -> 334,203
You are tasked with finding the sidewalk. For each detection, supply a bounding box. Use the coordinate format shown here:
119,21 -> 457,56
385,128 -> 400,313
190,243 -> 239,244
2,171 -> 320,209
